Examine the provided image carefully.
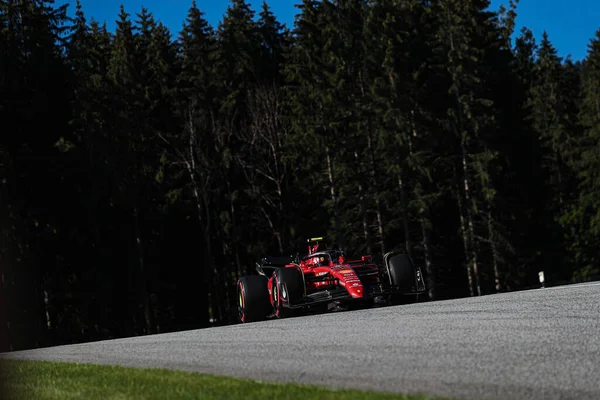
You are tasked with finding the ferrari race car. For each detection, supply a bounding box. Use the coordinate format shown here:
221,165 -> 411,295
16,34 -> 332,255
236,237 -> 427,322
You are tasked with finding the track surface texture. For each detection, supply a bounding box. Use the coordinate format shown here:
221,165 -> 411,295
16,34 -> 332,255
3,282 -> 600,400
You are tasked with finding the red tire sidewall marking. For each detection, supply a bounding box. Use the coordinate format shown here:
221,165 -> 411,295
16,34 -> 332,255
275,275 -> 281,318
239,281 -> 246,322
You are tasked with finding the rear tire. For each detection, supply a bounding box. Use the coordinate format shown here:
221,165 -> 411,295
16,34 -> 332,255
272,267 -> 304,319
238,275 -> 271,323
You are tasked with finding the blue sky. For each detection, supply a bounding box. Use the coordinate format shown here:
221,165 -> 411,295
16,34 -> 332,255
58,0 -> 599,61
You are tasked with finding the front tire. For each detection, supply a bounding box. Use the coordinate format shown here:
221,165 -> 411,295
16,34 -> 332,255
238,275 -> 271,323
388,253 -> 415,290
386,253 -> 419,305
272,267 -> 304,319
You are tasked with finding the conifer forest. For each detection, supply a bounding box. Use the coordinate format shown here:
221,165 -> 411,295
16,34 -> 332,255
1,0 -> 599,352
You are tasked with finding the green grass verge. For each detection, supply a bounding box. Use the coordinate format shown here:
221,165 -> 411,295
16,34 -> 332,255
1,359 -> 449,400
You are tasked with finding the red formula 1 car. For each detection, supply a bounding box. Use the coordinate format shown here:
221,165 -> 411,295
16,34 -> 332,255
236,237 -> 427,322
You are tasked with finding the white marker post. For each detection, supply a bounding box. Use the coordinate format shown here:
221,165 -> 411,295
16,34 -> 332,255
539,271 -> 545,288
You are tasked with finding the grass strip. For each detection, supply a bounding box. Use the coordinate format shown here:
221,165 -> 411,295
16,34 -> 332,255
1,358 -> 449,400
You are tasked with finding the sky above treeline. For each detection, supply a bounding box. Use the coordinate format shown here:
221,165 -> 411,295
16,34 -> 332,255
58,0 -> 598,61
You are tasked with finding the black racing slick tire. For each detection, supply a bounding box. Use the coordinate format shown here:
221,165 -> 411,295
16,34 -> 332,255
388,253 -> 415,290
237,275 -> 271,323
272,267 -> 304,319
387,253 -> 419,305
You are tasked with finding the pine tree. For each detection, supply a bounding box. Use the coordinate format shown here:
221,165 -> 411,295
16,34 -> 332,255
0,0 -> 73,349
212,0 -> 264,321
429,0 -> 505,296
288,0 -> 363,250
106,5 -> 157,335
67,3 -> 113,180
367,0 -> 441,298
282,0 -> 336,251
530,32 -> 568,205
215,0 -> 261,135
527,31 -> 578,283
237,3 -> 292,256
563,29 -> 600,280
256,1 -> 289,85
331,0 -> 387,255
163,0 -> 219,325
499,26 -> 547,289
497,0 -> 518,48
514,27 -> 536,87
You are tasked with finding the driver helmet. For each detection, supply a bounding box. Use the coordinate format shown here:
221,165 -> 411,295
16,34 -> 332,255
312,254 -> 330,267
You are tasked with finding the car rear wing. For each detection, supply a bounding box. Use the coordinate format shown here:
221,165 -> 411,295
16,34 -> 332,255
259,256 -> 298,267
255,255 -> 299,276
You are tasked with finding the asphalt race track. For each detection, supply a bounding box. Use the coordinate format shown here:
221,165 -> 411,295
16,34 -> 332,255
3,282 -> 600,400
